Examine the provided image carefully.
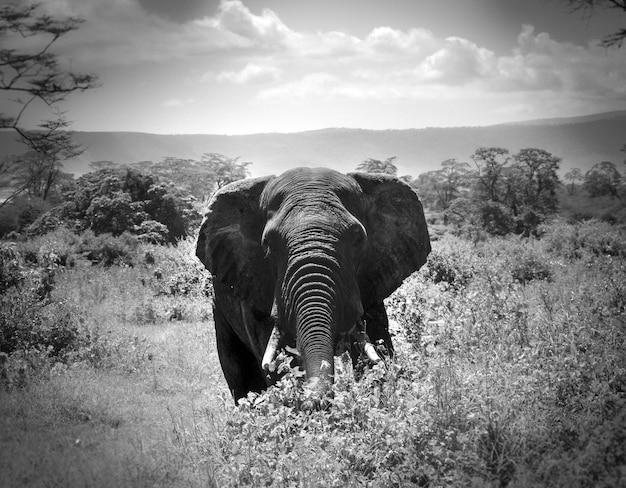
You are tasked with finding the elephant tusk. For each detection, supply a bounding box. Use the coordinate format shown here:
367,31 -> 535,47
262,325 -> 281,372
354,319 -> 382,364
363,341 -> 382,364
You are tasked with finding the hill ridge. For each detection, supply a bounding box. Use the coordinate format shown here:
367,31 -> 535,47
1,111 -> 624,178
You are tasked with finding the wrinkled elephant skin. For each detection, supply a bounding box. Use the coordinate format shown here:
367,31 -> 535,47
196,167 -> 430,402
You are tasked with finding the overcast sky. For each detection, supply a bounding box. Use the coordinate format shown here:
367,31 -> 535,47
3,0 -> 626,134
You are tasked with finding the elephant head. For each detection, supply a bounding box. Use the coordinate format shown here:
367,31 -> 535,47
196,167 -> 430,401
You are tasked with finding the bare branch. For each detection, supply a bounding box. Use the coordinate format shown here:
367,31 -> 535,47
0,3 -> 98,210
559,0 -> 626,47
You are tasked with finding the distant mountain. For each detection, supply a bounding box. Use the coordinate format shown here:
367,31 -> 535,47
1,111 -> 624,179
497,110 -> 626,127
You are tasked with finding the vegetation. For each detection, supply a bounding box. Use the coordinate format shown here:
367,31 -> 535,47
409,145 -> 626,238
0,3 -> 98,209
1,214 -> 624,487
1,4 -> 624,486
24,167 -> 201,243
100,153 -> 252,202
583,161 -> 623,198
414,159 -> 471,210
356,156 -> 400,176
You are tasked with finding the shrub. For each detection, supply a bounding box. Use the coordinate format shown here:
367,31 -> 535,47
29,168 -> 201,243
85,192 -> 147,236
145,238 -> 212,297
25,207 -> 69,237
0,244 -> 24,294
541,219 -> 626,259
0,287 -> 81,359
480,201 -> 515,236
508,245 -> 553,284
514,207 -> 545,237
134,220 -> 169,244
70,323 -> 152,372
421,245 -> 474,290
77,231 -> 139,266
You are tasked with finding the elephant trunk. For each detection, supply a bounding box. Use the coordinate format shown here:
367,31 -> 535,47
284,252 -> 339,391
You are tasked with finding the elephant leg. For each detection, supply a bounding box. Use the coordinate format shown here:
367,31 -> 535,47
213,303 -> 267,402
363,301 -> 394,357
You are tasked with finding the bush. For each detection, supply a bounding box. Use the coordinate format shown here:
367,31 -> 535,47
514,207 -> 545,237
508,244 -> 553,284
0,244 -> 24,294
421,244 -> 474,290
29,168 -> 201,243
70,323 -> 152,372
134,220 -> 169,244
480,201 -> 515,236
24,206 -> 69,237
541,219 -> 626,259
0,287 -> 81,359
77,231 -> 139,266
145,238 -> 212,297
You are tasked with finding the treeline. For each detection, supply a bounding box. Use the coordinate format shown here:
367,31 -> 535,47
359,146 -> 626,237
2,144 -> 625,241
0,153 -> 251,239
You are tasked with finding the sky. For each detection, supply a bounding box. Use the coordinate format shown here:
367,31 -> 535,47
2,0 -> 626,134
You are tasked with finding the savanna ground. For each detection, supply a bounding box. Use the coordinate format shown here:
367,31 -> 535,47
1,212 -> 625,487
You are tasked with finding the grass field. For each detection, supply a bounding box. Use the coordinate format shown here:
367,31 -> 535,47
1,221 -> 625,487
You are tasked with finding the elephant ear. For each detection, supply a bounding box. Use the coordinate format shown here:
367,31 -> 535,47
349,172 -> 431,305
196,176 -> 275,314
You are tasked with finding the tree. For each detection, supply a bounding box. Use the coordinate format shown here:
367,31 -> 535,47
29,168 -> 200,242
584,161 -> 623,198
414,159 -> 472,210
510,148 -> 561,214
200,153 -> 251,191
89,160 -> 119,171
126,154 -> 252,202
560,0 -> 626,47
455,146 -> 561,236
356,157 -> 398,176
471,147 -> 510,202
564,168 -> 584,195
0,3 -> 98,208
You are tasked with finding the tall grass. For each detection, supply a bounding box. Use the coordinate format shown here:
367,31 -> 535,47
1,222 -> 625,487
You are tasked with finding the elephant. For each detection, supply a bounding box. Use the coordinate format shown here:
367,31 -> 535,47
196,167 -> 430,402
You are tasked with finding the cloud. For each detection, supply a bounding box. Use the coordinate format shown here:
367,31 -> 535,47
492,26 -> 626,96
207,0 -> 298,49
257,22 -> 626,107
414,37 -> 496,85
33,0 -> 626,110
215,63 -> 281,84
364,26 -> 439,56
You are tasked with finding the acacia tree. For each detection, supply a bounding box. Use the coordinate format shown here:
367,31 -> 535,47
584,161 -> 623,197
415,159 -> 471,209
564,168 -> 584,195
200,153 -> 251,191
0,3 -> 98,208
124,154 -> 252,201
356,157 -> 398,176
450,146 -> 562,236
